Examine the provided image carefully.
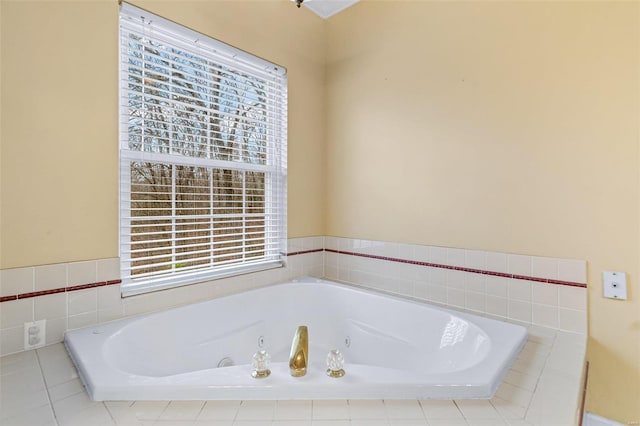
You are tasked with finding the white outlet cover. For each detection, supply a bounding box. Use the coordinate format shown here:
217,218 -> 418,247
602,271 -> 627,300
23,320 -> 47,350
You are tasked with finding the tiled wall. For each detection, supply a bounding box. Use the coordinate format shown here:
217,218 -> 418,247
324,237 -> 588,334
0,237 -> 325,356
0,235 -> 587,356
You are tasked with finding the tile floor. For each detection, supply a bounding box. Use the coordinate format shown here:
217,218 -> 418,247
0,323 -> 586,426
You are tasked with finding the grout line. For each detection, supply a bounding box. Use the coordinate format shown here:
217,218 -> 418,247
34,348 -> 60,426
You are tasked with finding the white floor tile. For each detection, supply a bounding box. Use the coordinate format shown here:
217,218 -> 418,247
0,350 -> 38,375
159,401 -> 205,420
420,400 -> 464,420
454,400 -> 502,420
128,401 -> 171,421
311,421 -> 350,426
272,421 -> 312,426
312,400 -> 350,420
198,401 -> 240,421
490,397 -> 528,420
194,420 -> 233,426
0,403 -> 56,426
235,400 -> 276,421
384,400 -> 424,420
0,388 -> 50,419
274,400 -> 312,420
388,420 -> 428,426
48,377 -> 85,402
348,400 -> 387,419
350,419 -> 390,426
428,419 -> 468,426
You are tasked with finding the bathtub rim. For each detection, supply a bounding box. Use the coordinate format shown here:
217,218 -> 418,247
64,276 -> 527,401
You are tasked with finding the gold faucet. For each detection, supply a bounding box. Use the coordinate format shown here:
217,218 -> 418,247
289,325 -> 308,377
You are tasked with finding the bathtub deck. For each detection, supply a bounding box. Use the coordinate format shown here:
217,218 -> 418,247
0,323 -> 585,426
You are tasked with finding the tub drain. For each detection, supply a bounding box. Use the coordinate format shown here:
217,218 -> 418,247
217,357 -> 234,368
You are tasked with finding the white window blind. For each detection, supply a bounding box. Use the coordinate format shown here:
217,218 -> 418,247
119,3 -> 287,296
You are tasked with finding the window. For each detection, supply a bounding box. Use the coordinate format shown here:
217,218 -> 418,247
119,3 -> 287,296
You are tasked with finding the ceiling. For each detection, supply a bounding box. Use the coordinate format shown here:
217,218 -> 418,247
302,0 -> 359,19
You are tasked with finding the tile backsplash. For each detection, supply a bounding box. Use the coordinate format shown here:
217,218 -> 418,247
0,236 -> 587,356
323,236 -> 587,336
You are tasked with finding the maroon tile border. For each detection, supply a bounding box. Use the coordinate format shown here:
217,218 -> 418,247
324,248 -> 587,288
1,245 -> 585,304
0,280 -> 122,303
286,248 -> 324,256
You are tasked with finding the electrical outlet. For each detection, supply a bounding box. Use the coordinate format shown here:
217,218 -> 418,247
603,271 -> 627,300
23,320 -> 46,350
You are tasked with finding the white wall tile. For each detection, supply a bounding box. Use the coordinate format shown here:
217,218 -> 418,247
447,248 -> 466,268
486,296 -> 508,318
98,285 -> 122,311
465,250 -> 486,270
430,246 -> 448,265
557,259 -> 587,283
559,308 -> 587,334
427,284 -> 447,304
397,243 -> 415,262
508,279 -> 532,302
45,317 -> 67,345
1,298 -> 33,329
446,270 -> 466,290
465,291 -> 486,313
465,273 -> 485,293
485,276 -> 508,297
287,238 -> 304,253
508,300 -> 532,323
531,257 -> 558,280
508,255 -> 532,276
486,252 -> 508,274
532,282 -> 558,306
34,293 -> 67,321
558,286 -> 587,311
34,264 -> 67,292
0,267 -> 34,297
96,258 -> 121,282
67,288 -> 97,316
307,236 -> 325,250
67,311 -> 97,330
431,268 -> 447,286
532,304 -> 559,329
68,261 -> 97,286
413,245 -> 430,263
0,326 -> 24,355
447,288 -> 465,308
324,237 -> 339,251
98,307 -> 125,323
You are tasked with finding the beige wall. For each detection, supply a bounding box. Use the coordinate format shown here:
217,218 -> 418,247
325,1 -> 639,423
0,0 -> 326,269
2,0 -> 639,423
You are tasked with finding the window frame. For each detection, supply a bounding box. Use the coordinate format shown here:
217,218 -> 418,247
118,3 -> 287,297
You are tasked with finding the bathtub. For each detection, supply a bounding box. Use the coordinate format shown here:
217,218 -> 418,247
64,278 -> 527,401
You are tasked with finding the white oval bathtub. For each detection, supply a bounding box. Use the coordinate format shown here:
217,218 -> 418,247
64,278 -> 527,401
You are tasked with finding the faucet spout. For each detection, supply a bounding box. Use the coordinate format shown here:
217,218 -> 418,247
289,325 -> 308,377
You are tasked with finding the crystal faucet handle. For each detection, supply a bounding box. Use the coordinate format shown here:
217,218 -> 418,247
252,349 -> 271,378
326,349 -> 345,378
